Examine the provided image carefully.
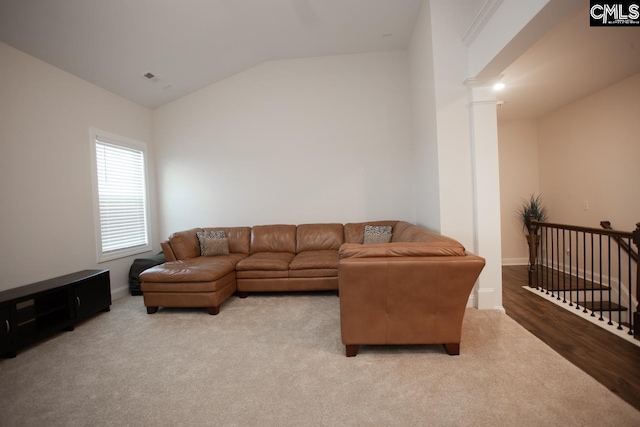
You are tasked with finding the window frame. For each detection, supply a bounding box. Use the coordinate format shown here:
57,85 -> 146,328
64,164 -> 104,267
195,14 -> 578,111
89,128 -> 152,262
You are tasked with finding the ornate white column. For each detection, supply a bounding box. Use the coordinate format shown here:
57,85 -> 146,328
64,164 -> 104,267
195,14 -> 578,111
465,78 -> 504,311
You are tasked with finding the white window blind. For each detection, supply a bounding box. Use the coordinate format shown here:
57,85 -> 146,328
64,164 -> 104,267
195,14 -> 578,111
92,132 -> 150,261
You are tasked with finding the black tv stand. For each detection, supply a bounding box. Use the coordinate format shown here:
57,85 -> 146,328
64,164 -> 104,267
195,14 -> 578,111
0,270 -> 111,358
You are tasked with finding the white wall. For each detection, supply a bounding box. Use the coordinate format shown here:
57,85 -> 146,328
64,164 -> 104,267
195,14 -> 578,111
538,72 -> 640,231
407,0 -> 480,249
0,42 -> 157,296
408,0 -> 440,231
498,119 -> 540,264
427,0 -> 477,250
153,51 -> 414,236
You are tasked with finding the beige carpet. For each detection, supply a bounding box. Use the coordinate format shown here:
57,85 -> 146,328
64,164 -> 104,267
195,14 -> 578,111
1,293 -> 638,426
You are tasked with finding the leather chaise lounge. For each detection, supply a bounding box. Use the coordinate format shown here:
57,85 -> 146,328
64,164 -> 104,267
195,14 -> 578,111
139,221 -> 485,356
139,226 -> 252,315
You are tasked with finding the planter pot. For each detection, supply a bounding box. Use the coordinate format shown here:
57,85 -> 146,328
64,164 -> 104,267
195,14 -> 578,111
526,234 -> 541,288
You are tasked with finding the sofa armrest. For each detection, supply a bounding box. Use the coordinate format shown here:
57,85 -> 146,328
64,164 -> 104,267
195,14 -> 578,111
339,242 -> 466,259
338,254 -> 485,346
160,240 -> 178,262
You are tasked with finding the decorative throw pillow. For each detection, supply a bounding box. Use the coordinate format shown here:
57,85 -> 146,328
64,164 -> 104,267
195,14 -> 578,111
363,225 -> 392,244
196,230 -> 230,256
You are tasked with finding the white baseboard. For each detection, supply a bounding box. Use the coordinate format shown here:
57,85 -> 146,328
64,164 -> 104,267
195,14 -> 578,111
502,257 -> 528,266
477,287 -> 496,310
467,293 -> 476,308
493,305 -> 506,314
111,285 -> 129,301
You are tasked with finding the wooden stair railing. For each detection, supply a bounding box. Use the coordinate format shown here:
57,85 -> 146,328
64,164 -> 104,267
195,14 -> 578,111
528,220 -> 639,340
600,222 -> 639,338
601,221 -> 638,264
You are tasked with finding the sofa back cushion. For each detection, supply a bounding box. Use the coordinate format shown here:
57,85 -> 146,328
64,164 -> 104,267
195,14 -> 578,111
168,228 -> 203,260
250,224 -> 297,254
343,221 -> 398,244
296,223 -> 344,253
203,227 -> 251,254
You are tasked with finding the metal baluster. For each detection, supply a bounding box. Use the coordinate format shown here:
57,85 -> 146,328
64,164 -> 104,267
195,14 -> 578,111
629,222 -> 640,340
576,231 -> 586,310
557,227 -> 561,299
617,241 -> 623,330
544,226 -> 550,295
552,228 -> 557,299
576,231 -> 587,313
539,226 -> 544,292
629,237 -> 634,335
607,236 -> 613,325
562,229 -> 567,303
590,233 -> 595,317
544,226 -> 548,293
569,230 -> 574,307
582,231 -> 588,313
599,234 -> 604,321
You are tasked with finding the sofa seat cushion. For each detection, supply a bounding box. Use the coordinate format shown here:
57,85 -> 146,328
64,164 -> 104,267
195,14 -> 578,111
289,250 -> 338,270
288,250 -> 338,278
141,271 -> 236,293
236,252 -> 295,271
140,254 -> 246,283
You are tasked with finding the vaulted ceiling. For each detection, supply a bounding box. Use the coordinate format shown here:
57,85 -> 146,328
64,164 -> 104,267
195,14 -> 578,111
0,0 -> 422,109
1,1 -> 638,119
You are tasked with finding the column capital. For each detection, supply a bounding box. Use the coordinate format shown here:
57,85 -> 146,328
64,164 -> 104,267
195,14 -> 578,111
464,75 -> 503,106
463,74 -> 504,88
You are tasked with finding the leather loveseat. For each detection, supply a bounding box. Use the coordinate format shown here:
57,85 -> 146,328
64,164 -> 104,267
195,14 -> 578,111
139,221 -> 485,356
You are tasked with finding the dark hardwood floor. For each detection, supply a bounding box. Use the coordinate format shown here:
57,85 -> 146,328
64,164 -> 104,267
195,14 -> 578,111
502,265 -> 640,411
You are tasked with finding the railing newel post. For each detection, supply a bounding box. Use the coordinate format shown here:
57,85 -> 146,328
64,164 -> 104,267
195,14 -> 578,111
527,216 -> 540,288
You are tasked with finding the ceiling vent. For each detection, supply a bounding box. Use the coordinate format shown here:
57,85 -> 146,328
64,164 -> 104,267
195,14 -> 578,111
143,72 -> 156,80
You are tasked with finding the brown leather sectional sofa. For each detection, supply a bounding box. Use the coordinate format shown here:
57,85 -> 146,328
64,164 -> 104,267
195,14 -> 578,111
139,221 -> 485,356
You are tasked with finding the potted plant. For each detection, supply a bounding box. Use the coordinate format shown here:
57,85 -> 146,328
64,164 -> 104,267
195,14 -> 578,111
517,194 -> 548,287
517,193 -> 548,235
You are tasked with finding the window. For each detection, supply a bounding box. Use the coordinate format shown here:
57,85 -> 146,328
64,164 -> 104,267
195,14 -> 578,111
90,129 -> 151,262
